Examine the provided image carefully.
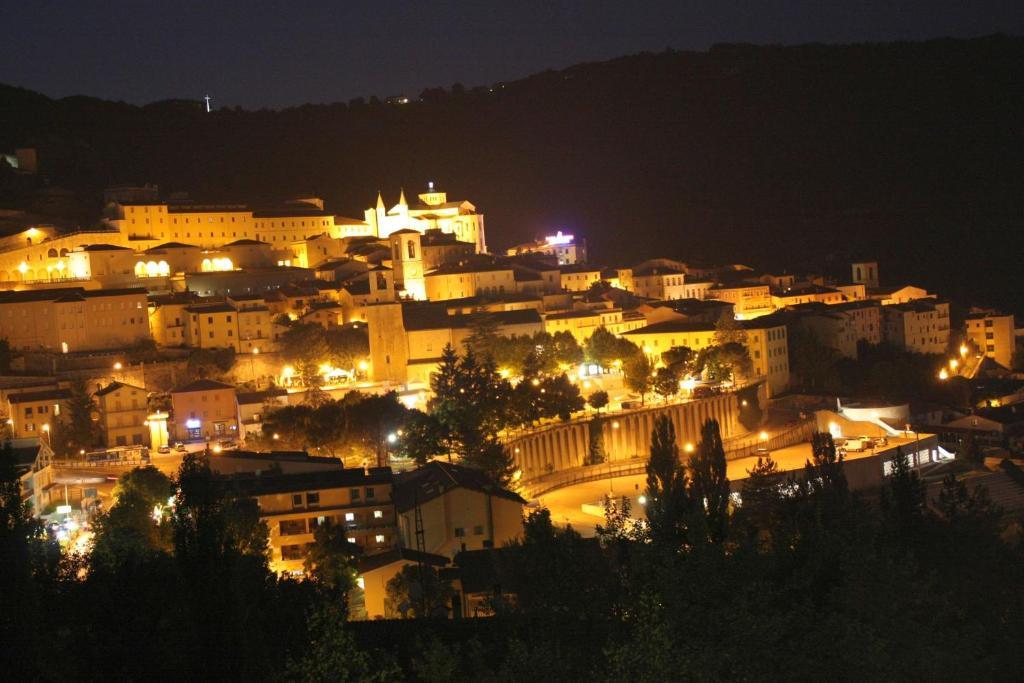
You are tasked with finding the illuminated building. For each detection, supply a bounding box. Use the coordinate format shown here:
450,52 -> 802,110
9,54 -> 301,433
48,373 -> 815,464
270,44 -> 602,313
363,184 -> 487,253
965,309 -> 1016,369
6,388 -> 70,440
623,312 -> 791,397
506,230 -> 586,265
364,301 -> 543,384
881,299 -> 951,354
94,381 -> 149,447
221,467 -> 397,575
423,261 -> 515,301
0,287 -> 150,352
393,461 -> 526,558
170,378 -> 239,442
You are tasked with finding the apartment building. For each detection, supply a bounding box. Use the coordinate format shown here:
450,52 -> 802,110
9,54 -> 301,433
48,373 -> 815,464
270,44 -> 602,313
0,287 -> 150,352
95,381 -> 149,447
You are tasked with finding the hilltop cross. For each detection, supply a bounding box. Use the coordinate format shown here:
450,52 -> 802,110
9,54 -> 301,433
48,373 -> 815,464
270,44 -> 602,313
204,95 -> 211,113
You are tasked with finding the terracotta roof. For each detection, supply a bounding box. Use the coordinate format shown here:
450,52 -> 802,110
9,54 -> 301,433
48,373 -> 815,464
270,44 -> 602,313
393,461 -> 526,512
172,378 -> 236,393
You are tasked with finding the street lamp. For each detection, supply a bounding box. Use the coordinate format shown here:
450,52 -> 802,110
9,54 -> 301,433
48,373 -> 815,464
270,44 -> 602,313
250,347 -> 260,381
113,361 -> 123,371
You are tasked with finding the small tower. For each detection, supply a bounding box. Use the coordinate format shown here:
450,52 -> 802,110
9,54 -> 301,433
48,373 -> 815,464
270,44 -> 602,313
851,261 -> 879,289
388,229 -> 425,300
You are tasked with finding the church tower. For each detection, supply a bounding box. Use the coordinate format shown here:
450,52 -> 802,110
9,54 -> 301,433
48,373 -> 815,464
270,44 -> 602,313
388,229 -> 425,300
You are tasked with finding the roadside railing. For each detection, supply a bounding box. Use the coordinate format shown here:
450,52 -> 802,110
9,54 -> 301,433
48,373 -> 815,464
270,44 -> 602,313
519,416 -> 817,498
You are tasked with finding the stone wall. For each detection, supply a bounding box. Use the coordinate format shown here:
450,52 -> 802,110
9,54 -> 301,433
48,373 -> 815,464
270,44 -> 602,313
509,393 -> 741,481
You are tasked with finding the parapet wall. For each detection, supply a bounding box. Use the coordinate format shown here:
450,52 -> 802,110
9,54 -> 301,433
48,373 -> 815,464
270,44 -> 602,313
509,393 -> 742,481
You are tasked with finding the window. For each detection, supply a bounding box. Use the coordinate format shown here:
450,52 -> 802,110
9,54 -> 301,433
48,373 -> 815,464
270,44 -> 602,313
305,492 -> 319,508
292,494 -> 303,508
344,512 -> 355,522
454,527 -> 465,537
473,525 -> 484,535
279,519 -> 307,536
350,488 -> 361,502
365,487 -> 375,499
373,510 -> 383,519
347,537 -> 356,545
281,544 -> 304,561
375,534 -> 386,544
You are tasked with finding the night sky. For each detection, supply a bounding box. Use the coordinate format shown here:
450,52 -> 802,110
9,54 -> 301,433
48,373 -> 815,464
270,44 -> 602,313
2,1 -> 1022,109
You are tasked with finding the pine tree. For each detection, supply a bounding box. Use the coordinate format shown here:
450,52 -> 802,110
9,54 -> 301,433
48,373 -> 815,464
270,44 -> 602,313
688,418 -> 730,543
57,377 -> 101,457
644,415 -> 689,548
585,417 -> 606,465
739,454 -> 781,545
881,446 -> 926,530
427,345 -> 461,459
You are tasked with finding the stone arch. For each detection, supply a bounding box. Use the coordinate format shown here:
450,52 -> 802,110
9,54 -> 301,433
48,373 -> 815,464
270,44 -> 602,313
47,248 -> 58,258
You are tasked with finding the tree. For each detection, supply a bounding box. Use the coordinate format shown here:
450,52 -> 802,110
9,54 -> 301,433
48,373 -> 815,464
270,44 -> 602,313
585,327 -> 638,369
788,326 -> 841,392
644,416 -> 689,547
935,473 -> 1000,525
52,377 -> 101,457
688,418 -> 730,543
661,345 -> 695,375
284,603 -> 401,682
653,366 -> 680,401
427,345 -> 463,458
881,446 -> 926,532
462,439 -> 516,486
585,417 -> 606,465
0,443 -> 60,675
738,455 -> 782,545
803,432 -> 849,514
91,467 -> 174,568
696,342 -> 752,383
187,347 -> 236,380
714,311 -> 747,346
536,373 -> 585,421
324,325 -> 369,370
385,563 -> 455,618
588,389 -> 609,413
303,523 -> 361,598
398,410 -> 447,465
464,310 -> 501,358
623,353 -> 652,404
279,323 -> 331,385
0,337 -> 12,374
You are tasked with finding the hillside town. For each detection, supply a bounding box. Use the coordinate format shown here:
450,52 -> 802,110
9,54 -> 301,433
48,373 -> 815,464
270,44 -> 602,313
3,177 -> 1023,627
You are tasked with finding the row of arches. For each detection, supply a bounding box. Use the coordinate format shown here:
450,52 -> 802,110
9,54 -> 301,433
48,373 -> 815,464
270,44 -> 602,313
134,260 -> 171,278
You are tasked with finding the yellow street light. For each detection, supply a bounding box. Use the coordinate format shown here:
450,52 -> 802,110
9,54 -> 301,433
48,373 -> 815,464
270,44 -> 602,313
42,423 -> 50,432
611,421 -> 620,429
949,358 -> 958,370
959,344 -> 968,357
684,442 -> 694,453
113,361 -> 123,370
253,347 -> 260,355
272,433 -> 280,440
759,431 -> 769,442
938,368 -> 949,380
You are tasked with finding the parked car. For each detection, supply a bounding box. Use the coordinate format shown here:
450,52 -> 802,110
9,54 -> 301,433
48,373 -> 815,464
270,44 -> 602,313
156,445 -> 171,454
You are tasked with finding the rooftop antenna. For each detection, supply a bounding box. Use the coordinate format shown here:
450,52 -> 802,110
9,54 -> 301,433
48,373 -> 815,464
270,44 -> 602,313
204,95 -> 212,113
